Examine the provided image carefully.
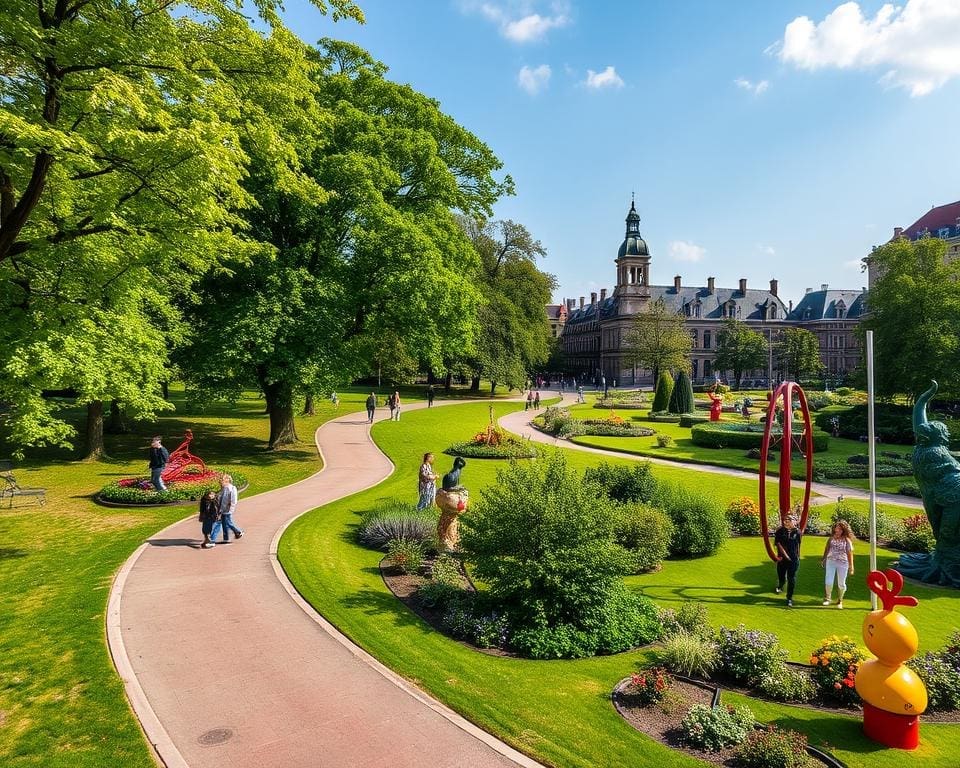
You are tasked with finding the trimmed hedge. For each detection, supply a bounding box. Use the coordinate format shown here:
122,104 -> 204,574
444,441 -> 537,459
652,372 -> 674,412
579,422 -> 656,437
815,402 -> 960,448
691,422 -> 829,452
678,414 -> 711,428
642,412 -> 682,424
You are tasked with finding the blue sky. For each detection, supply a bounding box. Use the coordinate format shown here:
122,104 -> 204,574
282,0 -> 960,306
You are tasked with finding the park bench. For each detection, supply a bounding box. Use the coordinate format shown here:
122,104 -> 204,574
1,469 -> 47,508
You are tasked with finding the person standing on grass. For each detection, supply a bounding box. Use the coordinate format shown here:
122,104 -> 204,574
365,392 -> 377,424
427,385 -> 435,408
534,390 -> 541,410
198,489 -> 221,549
774,514 -> 801,607
210,474 -> 243,543
416,452 -> 439,511
821,520 -> 855,609
148,436 -> 169,493
391,391 -> 402,421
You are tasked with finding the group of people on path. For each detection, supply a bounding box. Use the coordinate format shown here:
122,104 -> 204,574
773,516 -> 855,608
198,474 -> 244,548
524,390 -> 541,411
365,390 -> 413,423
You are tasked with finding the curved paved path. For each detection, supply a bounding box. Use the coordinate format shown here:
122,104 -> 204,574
109,401 -> 540,768
500,393 -> 923,509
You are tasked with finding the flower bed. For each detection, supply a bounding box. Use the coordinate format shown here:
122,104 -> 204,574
96,469 -> 248,506
444,425 -> 537,459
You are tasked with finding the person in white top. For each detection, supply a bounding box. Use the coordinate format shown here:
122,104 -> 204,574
821,520 -> 855,608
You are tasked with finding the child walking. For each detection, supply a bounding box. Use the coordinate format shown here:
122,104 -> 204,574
821,520 -> 855,609
773,514 -> 801,607
198,489 -> 220,549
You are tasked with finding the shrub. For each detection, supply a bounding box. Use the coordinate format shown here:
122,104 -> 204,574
417,581 -> 463,610
652,372 -> 675,412
691,421 -> 830,452
899,483 -> 922,498
430,554 -> 462,586
668,370 -> 695,415
815,402 -> 960,448
645,412 -> 682,423
806,392 -> 834,411
444,439 -> 537,459
358,500 -> 438,549
655,434 -> 674,448
578,421 -> 656,437
387,538 -> 425,575
680,703 -> 754,752
756,665 -> 816,703
656,602 -> 712,640
734,726 -> 814,768
809,635 -> 866,706
614,503 -> 673,573
653,482 -> 728,557
584,461 -> 658,504
889,514 -> 936,553
679,414 -> 711,427
907,652 -> 960,711
715,625 -> 789,687
727,497 -> 762,536
97,469 -> 249,504
745,448 -> 774,460
657,631 -> 718,678
811,456 -> 911,480
628,667 -> 672,707
829,501 -> 897,540
441,594 -> 511,649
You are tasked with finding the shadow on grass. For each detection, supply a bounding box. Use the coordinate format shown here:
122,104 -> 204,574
339,588 -> 430,632
0,547 -> 28,559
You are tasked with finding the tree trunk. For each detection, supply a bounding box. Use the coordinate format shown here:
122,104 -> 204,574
303,393 -> 315,416
84,400 -> 106,460
107,398 -> 128,434
161,380 -> 169,400
444,369 -> 453,393
427,369 -> 436,385
263,381 -> 298,448
470,375 -> 481,392
490,382 -> 498,395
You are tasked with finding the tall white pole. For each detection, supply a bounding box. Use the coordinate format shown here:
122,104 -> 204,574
866,330 -> 878,610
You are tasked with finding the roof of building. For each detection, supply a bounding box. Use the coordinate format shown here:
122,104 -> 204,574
900,199 -> 960,241
545,304 -> 566,321
618,201 -> 649,257
786,289 -> 866,321
565,283 -> 789,325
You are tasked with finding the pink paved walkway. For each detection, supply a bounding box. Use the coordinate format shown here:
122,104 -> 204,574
109,402 -> 540,768
500,393 -> 923,509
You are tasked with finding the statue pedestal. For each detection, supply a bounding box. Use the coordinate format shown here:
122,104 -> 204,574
435,488 -> 468,551
863,702 -> 920,750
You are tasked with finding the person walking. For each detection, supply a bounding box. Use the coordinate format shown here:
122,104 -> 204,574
427,385 -> 435,408
391,391 -> 402,421
148,436 -> 169,493
821,520 -> 855,608
774,514 -> 802,606
387,392 -> 396,420
211,474 -> 243,543
365,392 -> 377,424
577,385 -> 585,404
330,392 -> 339,408
198,489 -> 221,549
416,452 -> 439,511
525,390 -> 533,411
534,390 -> 541,410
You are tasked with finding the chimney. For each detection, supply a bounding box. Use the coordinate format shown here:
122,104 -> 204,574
788,300 -> 793,312
600,288 -> 607,301
673,275 -> 681,291
739,278 -> 747,294
805,287 -> 812,294
579,296 -> 585,309
821,283 -> 829,292
707,276 -> 715,294
566,298 -> 575,311
590,291 -> 597,305
769,278 -> 778,297
894,226 -> 903,238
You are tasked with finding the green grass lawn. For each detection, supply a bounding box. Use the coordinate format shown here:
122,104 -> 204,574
567,397 -> 915,495
279,400 -> 960,768
0,387 -> 367,768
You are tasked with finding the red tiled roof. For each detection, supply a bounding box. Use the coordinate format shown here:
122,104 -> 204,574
545,304 -> 566,320
902,199 -> 960,239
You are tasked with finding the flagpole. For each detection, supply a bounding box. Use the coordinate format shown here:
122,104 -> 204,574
866,330 -> 878,610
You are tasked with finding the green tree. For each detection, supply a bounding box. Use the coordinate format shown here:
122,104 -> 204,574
651,371 -> 674,412
863,237 -> 960,399
714,319 -> 768,390
668,369 -> 695,414
624,298 -> 692,383
777,327 -> 824,382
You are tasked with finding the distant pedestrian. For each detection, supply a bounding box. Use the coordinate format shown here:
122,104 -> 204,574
427,385 -> 435,408
210,474 -> 243,543
774,515 -> 802,607
391,391 -> 402,421
526,391 -> 534,411
365,392 -> 377,423
198,489 -> 221,549
822,520 -> 855,609
148,436 -> 169,493
416,452 -> 439,511
331,392 -> 339,408
577,385 -> 585,403
534,390 -> 541,410
387,392 -> 396,419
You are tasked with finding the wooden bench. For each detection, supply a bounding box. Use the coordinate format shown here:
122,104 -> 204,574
1,471 -> 47,508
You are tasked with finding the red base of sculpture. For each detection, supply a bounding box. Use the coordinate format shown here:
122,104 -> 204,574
862,702 -> 920,750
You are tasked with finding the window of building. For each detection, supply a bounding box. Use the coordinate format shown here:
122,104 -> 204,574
692,359 -> 699,379
690,329 -> 698,348
694,301 -> 701,319
704,359 -> 712,378
704,330 -> 711,349
769,305 -> 777,320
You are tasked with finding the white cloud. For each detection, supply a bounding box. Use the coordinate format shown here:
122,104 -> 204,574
844,258 -> 867,270
669,240 -> 707,263
734,77 -> 770,95
757,244 -> 776,256
469,2 -> 570,43
778,0 -> 960,96
517,64 -> 551,94
584,65 -> 624,89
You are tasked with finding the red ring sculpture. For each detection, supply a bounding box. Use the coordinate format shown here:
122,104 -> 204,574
759,381 -> 814,561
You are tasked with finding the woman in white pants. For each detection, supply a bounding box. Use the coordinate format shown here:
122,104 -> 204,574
821,520 -> 855,609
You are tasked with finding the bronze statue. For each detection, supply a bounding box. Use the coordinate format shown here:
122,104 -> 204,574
897,380 -> 960,587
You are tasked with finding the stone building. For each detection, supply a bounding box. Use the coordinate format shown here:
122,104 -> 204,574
545,302 -> 567,339
558,201 -> 867,386
867,199 -> 960,288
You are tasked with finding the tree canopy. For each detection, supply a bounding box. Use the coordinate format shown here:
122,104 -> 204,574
624,298 -> 692,382
777,327 -> 824,383
714,319 -> 768,390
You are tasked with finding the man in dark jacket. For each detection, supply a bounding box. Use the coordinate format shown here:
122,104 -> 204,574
149,436 -> 170,492
365,393 -> 377,424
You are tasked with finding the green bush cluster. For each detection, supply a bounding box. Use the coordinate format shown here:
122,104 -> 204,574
815,402 -> 960,447
440,593 -> 511,649
734,726 -> 815,768
584,461 -> 658,504
829,501 -> 897,540
691,422 -> 829,452
907,631 -> 960,711
387,538 -> 425,574
726,497 -> 762,536
680,703 -> 754,752
716,625 -> 788,687
653,482 -> 728,557
655,434 -> 674,448
443,440 -> 537,459
756,664 -> 816,704
358,500 -> 438,550
97,469 -> 248,504
810,453 -> 911,480
889,514 -> 936,553
899,483 -> 922,497
614,503 -> 673,573
652,372 -> 675,412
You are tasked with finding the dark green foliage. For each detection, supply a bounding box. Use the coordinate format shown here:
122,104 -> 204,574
815,402 -> 960,448
680,703 -> 754,752
679,414 -> 711,427
651,372 -> 674,413
584,461 -> 658,504
692,422 -> 830,452
387,539 -> 425,574
899,483 -> 922,497
829,501 -> 897,540
358,500 -> 438,549
614,503 -> 673,573
734,726 -> 815,768
651,482 -> 728,557
443,440 -> 538,459
668,370 -> 695,415
811,456 -> 911,480
417,581 -> 463,610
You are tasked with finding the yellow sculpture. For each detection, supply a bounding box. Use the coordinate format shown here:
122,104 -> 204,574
855,569 -> 927,749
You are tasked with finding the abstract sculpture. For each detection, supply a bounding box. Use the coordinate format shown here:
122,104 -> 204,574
436,457 -> 468,551
855,569 -> 927,749
118,429 -> 218,489
897,380 -> 960,586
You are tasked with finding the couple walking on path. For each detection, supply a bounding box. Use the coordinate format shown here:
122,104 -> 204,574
773,517 -> 855,608
198,474 -> 244,548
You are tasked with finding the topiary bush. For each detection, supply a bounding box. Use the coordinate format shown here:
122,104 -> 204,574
680,703 -> 754,752
734,726 -> 816,768
613,503 -> 673,573
652,371 -> 674,413
668,370 -> 695,415
585,461 -> 658,504
358,499 -> 438,550
653,482 -> 728,557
